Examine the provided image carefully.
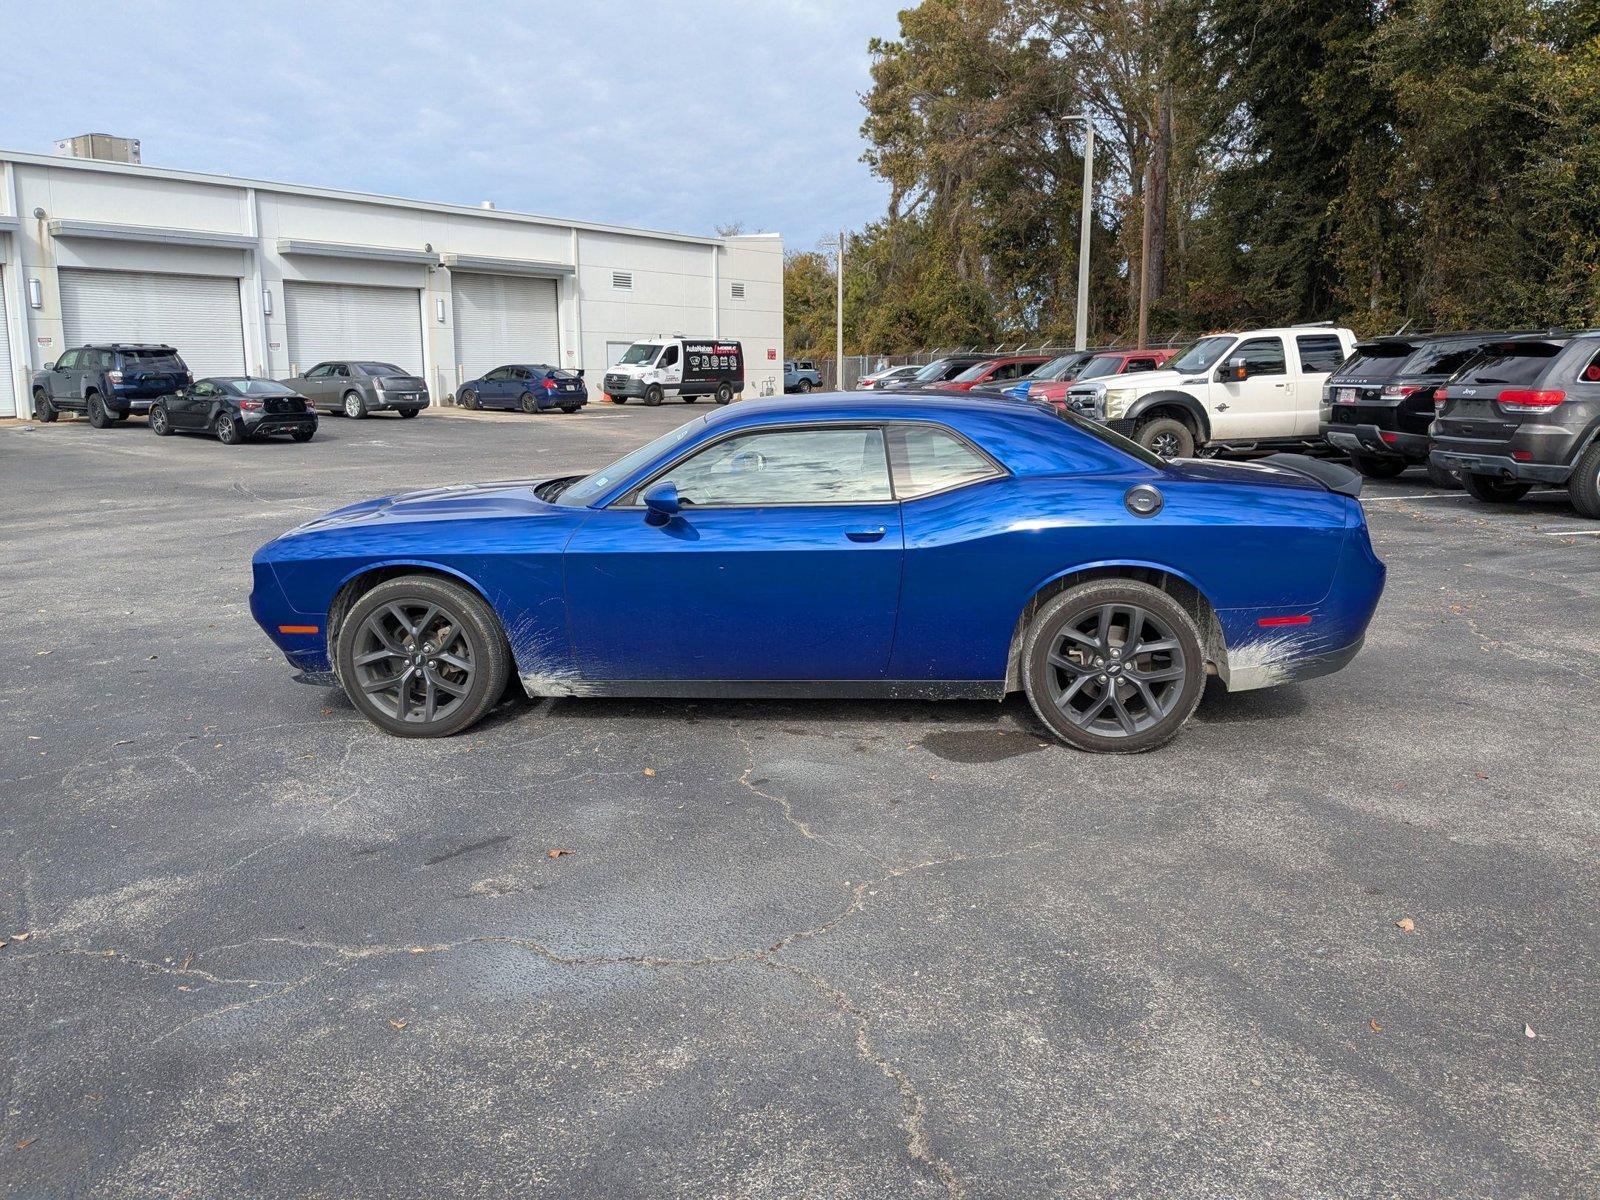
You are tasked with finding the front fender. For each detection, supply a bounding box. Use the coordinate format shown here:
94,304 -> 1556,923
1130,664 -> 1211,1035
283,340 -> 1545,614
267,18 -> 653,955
1125,390 -> 1212,440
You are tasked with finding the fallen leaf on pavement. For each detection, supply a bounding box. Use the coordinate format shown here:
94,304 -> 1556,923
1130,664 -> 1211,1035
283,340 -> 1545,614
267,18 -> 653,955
16,1139 -> 33,1150
547,848 -> 572,859
1395,918 -> 1415,933
1524,1023 -> 1537,1039
12,932 -> 30,943
1369,1018 -> 1383,1033
389,1019 -> 408,1030
181,953 -> 193,969
643,767 -> 656,777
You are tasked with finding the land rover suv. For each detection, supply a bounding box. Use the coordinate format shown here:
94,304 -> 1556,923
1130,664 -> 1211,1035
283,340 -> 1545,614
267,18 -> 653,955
1431,333 -> 1600,517
32,344 -> 193,427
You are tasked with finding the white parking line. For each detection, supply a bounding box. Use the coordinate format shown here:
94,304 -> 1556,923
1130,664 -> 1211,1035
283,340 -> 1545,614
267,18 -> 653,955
1540,528 -> 1600,536
1362,488 -> 1566,504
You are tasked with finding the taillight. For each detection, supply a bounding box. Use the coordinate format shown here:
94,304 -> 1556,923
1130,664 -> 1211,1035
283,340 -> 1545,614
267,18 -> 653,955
1381,384 -> 1418,399
1435,387 -> 1449,410
541,378 -> 557,391
1497,388 -> 1565,410
239,399 -> 263,411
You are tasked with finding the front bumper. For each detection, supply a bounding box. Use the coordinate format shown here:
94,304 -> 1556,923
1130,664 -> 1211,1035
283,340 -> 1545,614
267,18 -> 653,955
603,376 -> 648,398
1321,422 -> 1431,461
250,559 -> 332,675
1429,448 -> 1569,484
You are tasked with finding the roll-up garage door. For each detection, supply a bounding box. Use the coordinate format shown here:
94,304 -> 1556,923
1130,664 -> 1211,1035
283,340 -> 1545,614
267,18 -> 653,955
284,282 -> 424,376
451,274 -> 559,380
0,270 -> 15,417
59,269 -> 246,378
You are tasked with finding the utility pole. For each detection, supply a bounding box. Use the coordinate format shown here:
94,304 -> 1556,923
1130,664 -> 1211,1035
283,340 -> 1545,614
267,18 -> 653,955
1137,150 -> 1152,351
835,229 -> 845,388
1074,111 -> 1095,352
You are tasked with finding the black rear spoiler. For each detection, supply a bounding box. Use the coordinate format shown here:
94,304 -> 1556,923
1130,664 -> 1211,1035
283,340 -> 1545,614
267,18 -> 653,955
1259,453 -> 1363,499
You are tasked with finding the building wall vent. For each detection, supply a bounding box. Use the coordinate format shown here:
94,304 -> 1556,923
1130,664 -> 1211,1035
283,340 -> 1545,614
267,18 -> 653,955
731,282 -> 746,300
612,271 -> 633,291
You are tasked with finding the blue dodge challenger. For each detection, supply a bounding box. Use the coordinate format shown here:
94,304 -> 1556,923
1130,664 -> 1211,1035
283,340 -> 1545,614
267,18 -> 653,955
250,394 -> 1385,752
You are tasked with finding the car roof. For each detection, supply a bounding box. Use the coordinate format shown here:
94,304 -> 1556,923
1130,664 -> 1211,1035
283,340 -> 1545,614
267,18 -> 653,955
708,390 -> 1051,427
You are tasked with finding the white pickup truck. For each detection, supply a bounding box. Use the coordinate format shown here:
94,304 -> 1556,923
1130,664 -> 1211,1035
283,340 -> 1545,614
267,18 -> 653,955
1062,325 -> 1357,458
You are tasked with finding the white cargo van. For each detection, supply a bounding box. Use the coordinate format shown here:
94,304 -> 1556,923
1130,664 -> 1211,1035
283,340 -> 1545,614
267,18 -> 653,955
602,337 -> 745,406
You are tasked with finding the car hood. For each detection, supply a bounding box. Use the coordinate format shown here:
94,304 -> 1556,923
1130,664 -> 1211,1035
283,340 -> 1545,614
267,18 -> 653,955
1084,367 -> 1189,392
287,477 -> 572,534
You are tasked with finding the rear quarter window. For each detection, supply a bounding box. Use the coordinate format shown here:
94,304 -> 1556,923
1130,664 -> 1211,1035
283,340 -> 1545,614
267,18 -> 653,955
1296,335 -> 1347,372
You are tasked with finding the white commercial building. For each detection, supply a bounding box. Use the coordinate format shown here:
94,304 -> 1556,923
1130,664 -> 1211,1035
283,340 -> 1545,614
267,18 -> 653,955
0,148 -> 784,418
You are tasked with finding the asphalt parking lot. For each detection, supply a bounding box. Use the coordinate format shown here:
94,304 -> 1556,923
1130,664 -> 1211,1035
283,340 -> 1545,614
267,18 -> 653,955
2,403 -> 1597,1199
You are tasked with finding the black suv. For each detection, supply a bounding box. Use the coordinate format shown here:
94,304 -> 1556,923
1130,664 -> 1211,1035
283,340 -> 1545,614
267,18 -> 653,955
1322,333 -> 1505,486
1431,333 -> 1600,517
32,344 -> 194,427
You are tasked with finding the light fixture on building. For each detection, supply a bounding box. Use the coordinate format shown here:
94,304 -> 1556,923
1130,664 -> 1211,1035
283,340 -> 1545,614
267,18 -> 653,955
435,297 -> 446,324
262,288 -> 273,316
27,277 -> 42,309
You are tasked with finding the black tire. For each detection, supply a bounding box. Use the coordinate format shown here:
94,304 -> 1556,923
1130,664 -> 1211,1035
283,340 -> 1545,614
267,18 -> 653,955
86,393 -> 111,429
398,408 -> 419,419
1462,473 -> 1531,504
343,391 -> 368,419
336,575 -> 511,738
1021,579 -> 1206,754
1567,441 -> 1600,519
644,384 -> 664,407
291,427 -> 316,443
608,394 -> 627,404
797,379 -> 813,393
149,403 -> 174,436
519,391 -> 539,414
34,391 -> 56,423
459,389 -> 480,411
215,414 -> 243,445
1425,459 -> 1461,489
560,405 -> 581,414
1349,452 -> 1408,480
1133,416 -> 1194,460
715,382 -> 734,405
683,394 -> 698,403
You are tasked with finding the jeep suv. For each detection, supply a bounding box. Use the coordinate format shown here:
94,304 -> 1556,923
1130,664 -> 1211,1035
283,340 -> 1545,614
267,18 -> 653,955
32,344 -> 193,427
1322,332 -> 1508,486
1431,333 -> 1600,517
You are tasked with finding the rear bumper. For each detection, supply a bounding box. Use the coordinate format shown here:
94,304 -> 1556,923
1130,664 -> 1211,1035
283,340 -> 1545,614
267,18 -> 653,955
243,412 -> 318,436
1429,448 -> 1569,484
1321,422 -> 1431,461
370,394 -> 430,411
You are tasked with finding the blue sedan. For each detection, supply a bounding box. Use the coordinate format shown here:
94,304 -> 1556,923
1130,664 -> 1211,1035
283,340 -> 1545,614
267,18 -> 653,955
250,394 -> 1385,751
456,363 -> 587,413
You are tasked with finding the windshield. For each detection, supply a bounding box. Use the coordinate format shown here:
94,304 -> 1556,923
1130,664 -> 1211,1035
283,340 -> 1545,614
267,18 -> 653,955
1027,354 -> 1084,381
555,416 -> 707,506
952,361 -> 999,383
1076,355 -> 1127,381
618,343 -> 662,366
121,349 -> 185,371
1050,406 -> 1166,467
357,362 -> 407,376
225,379 -> 296,396
1170,336 -> 1236,374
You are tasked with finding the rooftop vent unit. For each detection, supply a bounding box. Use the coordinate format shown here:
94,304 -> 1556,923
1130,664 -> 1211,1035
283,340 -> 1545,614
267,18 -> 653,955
53,133 -> 141,164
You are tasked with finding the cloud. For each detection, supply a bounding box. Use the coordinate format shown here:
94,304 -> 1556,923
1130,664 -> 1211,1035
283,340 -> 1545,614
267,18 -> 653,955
0,0 -> 900,249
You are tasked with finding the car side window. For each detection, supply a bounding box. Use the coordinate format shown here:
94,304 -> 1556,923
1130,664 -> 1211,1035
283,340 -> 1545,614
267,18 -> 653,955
661,345 -> 680,368
1234,337 -> 1287,377
1296,335 -> 1346,373
1580,348 -> 1600,383
333,364 -> 349,377
306,364 -> 331,379
57,350 -> 81,369
888,425 -> 1002,499
648,426 -> 892,506
1127,357 -> 1157,372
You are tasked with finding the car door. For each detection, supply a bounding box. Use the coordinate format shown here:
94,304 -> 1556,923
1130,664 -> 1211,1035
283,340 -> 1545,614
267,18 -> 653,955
48,349 -> 81,403
171,380 -> 211,429
1211,336 -> 1298,439
564,424 -> 905,682
299,363 -> 333,406
658,343 -> 683,393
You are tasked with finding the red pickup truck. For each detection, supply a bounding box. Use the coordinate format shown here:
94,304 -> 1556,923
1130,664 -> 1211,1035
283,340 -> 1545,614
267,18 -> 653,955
1028,348 -> 1179,407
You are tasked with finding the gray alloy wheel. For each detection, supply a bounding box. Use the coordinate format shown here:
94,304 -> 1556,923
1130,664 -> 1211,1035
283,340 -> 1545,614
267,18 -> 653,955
1022,580 -> 1205,753
1568,441 -> 1600,519
343,391 -> 367,419
715,381 -> 734,405
150,403 -> 173,436
459,389 -> 479,410
215,413 -> 243,445
337,576 -> 510,738
87,393 -> 111,429
34,391 -> 56,423
797,379 -> 813,393
644,384 -> 664,406
520,391 -> 539,414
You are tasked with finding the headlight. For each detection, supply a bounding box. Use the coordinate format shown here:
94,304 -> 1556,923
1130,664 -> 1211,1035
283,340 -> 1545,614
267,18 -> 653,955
1102,388 -> 1138,417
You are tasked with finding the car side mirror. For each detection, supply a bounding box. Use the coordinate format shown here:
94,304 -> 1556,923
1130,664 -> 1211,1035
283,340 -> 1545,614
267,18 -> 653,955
642,481 -> 680,526
1227,356 -> 1250,381
42,361 -> 55,371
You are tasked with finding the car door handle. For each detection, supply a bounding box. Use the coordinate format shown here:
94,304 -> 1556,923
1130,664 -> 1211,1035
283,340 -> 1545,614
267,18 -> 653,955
845,526 -> 888,543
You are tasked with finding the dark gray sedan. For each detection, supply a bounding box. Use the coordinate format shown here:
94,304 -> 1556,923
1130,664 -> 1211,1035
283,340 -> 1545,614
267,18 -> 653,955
278,361 -> 430,419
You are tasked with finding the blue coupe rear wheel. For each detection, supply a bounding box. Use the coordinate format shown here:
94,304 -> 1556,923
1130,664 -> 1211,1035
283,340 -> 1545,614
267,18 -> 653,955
1023,580 -> 1205,753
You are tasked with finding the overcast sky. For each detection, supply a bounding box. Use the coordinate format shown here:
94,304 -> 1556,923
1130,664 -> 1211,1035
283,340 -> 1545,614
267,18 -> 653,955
0,0 -> 904,251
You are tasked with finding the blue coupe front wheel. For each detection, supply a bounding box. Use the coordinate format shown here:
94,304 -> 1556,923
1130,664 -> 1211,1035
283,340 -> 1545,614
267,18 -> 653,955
1022,580 -> 1205,753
